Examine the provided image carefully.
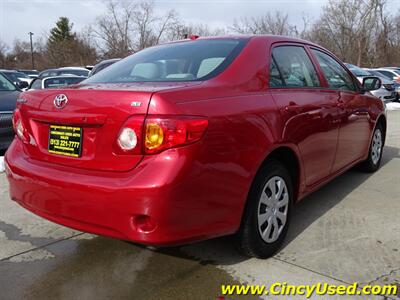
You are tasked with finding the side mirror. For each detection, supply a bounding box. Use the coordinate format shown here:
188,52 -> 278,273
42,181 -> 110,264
362,76 -> 381,92
16,81 -> 29,90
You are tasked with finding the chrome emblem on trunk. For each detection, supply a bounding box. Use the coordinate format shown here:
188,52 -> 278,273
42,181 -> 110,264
54,94 -> 68,109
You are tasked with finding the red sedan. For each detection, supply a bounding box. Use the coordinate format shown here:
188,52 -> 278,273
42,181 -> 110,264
5,36 -> 386,258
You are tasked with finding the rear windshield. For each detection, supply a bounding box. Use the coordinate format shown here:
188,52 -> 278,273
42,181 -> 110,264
44,77 -> 85,89
60,69 -> 89,77
85,39 -> 247,83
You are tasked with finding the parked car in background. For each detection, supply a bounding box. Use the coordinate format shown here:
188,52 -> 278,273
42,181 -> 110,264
366,69 -> 400,102
89,58 -> 121,77
345,63 -> 396,102
0,73 -> 19,150
375,68 -> 400,83
0,70 -> 32,90
385,67 -> 400,72
5,36 -> 386,258
38,67 -> 90,79
18,70 -> 39,78
29,75 -> 86,90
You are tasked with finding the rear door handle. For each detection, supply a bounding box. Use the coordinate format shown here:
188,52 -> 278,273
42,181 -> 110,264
285,103 -> 303,114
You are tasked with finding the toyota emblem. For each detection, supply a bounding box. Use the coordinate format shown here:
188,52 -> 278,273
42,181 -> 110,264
54,94 -> 68,109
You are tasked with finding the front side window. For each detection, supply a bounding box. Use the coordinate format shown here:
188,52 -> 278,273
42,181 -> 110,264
85,39 -> 247,83
311,49 -> 356,91
270,45 -> 320,88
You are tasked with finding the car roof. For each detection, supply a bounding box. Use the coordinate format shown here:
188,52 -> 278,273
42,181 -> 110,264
377,68 -> 398,72
58,67 -> 89,71
43,75 -> 86,80
0,69 -> 19,73
160,35 -> 324,49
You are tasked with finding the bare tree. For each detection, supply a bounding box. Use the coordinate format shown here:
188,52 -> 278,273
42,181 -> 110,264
94,0 -> 179,58
230,12 -> 297,36
167,22 -> 226,40
0,40 -> 8,68
307,0 -> 384,66
94,0 -> 135,57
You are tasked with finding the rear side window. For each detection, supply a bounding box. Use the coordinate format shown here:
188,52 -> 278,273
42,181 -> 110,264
311,49 -> 356,91
270,46 -> 320,88
84,39 -> 247,83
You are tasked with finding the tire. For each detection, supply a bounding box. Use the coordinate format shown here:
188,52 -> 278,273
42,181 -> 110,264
359,123 -> 384,173
235,159 -> 293,258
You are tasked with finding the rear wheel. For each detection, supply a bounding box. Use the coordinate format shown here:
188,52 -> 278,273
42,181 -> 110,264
235,160 -> 293,258
359,124 -> 384,172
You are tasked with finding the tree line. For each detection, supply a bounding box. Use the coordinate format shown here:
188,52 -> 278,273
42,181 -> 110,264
0,0 -> 399,70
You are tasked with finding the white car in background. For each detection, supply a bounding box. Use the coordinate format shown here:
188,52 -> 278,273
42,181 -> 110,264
28,75 -> 86,90
374,68 -> 400,83
345,63 -> 397,102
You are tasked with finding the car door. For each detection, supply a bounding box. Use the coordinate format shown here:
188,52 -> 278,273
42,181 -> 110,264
269,44 -> 340,187
310,48 -> 371,172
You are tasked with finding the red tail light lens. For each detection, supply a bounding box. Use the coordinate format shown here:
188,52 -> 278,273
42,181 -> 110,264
12,109 -> 29,143
144,116 -> 208,154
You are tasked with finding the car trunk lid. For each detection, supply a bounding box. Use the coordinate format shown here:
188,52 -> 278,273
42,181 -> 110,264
18,82 -> 200,172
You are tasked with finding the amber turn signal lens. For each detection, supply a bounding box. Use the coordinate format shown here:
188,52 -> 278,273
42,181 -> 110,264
145,123 -> 164,149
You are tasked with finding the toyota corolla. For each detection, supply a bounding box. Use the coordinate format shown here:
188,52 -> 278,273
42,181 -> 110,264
5,36 -> 386,258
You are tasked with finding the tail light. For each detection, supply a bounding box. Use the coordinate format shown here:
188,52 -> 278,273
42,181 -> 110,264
114,115 -> 145,155
115,115 -> 208,155
144,116 -> 208,154
12,109 -> 29,143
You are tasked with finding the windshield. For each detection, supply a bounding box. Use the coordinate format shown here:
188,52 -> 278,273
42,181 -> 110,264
85,39 -> 247,84
21,70 -> 39,76
4,71 -> 29,82
0,73 -> 17,91
345,64 -> 371,77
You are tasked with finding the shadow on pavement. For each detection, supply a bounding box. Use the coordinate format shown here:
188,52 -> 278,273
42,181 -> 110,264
158,145 -> 400,265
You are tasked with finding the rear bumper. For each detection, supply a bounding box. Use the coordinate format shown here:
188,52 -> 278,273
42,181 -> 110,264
5,140 -> 238,245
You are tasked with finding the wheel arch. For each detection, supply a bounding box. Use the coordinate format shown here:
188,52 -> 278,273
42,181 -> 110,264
259,146 -> 302,203
236,145 -> 303,234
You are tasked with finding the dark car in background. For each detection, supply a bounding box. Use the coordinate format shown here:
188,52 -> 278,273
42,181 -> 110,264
38,67 -> 90,79
0,73 -> 19,150
0,70 -> 32,90
18,70 -> 39,78
89,58 -> 121,77
29,75 -> 86,90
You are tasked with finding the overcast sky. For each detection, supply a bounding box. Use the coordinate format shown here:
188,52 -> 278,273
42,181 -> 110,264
0,0 -> 398,46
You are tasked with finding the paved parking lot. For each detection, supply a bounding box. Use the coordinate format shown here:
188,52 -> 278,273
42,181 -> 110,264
0,111 -> 399,300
